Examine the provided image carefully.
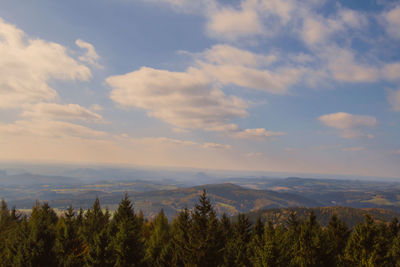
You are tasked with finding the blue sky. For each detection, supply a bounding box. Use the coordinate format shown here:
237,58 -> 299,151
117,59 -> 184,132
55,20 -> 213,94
0,0 -> 399,177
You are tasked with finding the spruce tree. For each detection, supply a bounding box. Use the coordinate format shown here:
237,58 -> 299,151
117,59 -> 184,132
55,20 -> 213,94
85,228 -> 114,267
111,193 -> 144,267
144,209 -> 172,266
81,198 -> 112,266
190,189 -> 221,266
26,202 -> 58,267
251,220 -> 278,267
170,207 -> 192,266
248,217 -> 265,265
344,215 -> 389,266
326,214 -> 350,266
223,213 -> 252,266
55,206 -> 85,267
291,211 -> 327,267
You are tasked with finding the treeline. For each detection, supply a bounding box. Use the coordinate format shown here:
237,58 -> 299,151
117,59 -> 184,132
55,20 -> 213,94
1,191 -> 400,267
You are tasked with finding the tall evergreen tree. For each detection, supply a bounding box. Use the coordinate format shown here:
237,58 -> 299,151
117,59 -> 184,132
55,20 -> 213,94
112,193 -> 144,267
27,202 -> 58,267
251,220 -> 278,267
81,197 -> 112,266
291,211 -> 327,267
189,189 -> 221,266
55,206 -> 85,267
326,214 -> 350,266
223,213 -> 252,266
344,215 -> 389,266
144,209 -> 172,266
170,207 -> 192,266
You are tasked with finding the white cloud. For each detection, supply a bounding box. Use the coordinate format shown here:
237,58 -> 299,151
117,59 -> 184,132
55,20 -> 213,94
21,103 -> 104,122
121,135 -> 231,149
0,18 -> 91,109
233,128 -> 285,139
301,17 -> 343,46
76,39 -> 102,68
324,47 -> 380,83
142,137 -> 198,146
199,63 -> 302,94
388,89 -> 400,111
0,119 -> 106,138
107,66 -> 286,140
383,4 -> 400,39
195,45 -> 301,93
201,44 -> 277,67
107,67 -> 248,131
207,0 -> 263,41
259,0 -> 296,24
318,112 -> 376,139
382,63 -> 400,81
202,142 -> 231,149
300,7 -> 367,47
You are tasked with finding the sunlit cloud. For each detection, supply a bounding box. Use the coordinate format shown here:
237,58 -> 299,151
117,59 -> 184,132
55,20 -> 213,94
383,4 -> 400,39
0,18 -> 91,109
21,103 -> 104,122
76,39 -> 103,69
318,112 -> 376,139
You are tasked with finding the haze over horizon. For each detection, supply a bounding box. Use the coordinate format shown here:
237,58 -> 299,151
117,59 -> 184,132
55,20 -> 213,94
1,0 -> 400,178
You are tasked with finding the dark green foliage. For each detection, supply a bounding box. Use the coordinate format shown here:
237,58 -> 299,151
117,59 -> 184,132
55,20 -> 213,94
326,214 -> 350,266
1,195 -> 400,267
144,209 -> 172,266
189,189 -> 222,266
112,193 -> 144,267
223,213 -> 252,266
170,207 -> 191,266
55,206 -> 85,267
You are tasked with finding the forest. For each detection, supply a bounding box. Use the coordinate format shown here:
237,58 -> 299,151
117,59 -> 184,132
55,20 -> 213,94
1,190 -> 400,267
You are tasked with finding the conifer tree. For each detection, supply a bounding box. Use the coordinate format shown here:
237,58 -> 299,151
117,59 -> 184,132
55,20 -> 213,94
144,209 -> 172,266
291,211 -> 327,267
81,197 -> 109,245
6,217 -> 31,266
112,193 -> 144,267
170,207 -> 192,266
26,201 -> 59,266
81,197 -> 112,266
190,189 -> 221,266
223,213 -> 252,266
279,211 -> 300,265
55,206 -> 85,267
344,215 -> 389,266
389,233 -> 400,266
326,214 -> 350,266
218,213 -> 232,246
248,217 -> 265,265
85,228 -> 114,267
0,199 -> 10,260
251,220 -> 279,267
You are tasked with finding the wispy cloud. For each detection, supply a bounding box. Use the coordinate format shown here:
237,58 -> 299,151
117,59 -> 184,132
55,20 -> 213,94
76,39 -> 103,69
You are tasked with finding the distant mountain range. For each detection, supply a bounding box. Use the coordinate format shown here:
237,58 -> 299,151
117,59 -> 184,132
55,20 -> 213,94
1,171 -> 400,220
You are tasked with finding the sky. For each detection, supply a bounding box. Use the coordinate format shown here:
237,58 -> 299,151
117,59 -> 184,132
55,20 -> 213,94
0,0 -> 400,178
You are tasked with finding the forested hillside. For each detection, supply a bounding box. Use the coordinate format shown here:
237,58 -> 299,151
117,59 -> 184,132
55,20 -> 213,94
2,191 -> 400,266
243,206 -> 400,228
